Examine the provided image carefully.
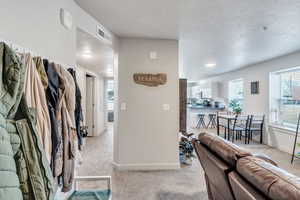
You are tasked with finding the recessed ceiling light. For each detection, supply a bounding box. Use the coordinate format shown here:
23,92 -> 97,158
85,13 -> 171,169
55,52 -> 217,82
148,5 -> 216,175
83,48 -> 92,54
82,53 -> 92,58
205,63 -> 216,68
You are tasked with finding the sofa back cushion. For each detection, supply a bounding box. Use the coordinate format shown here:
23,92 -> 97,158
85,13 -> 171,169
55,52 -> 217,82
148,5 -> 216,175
198,132 -> 252,167
237,156 -> 300,200
193,139 -> 235,200
229,171 -> 267,200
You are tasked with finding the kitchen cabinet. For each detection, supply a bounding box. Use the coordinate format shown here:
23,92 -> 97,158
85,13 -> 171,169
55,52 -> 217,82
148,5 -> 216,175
190,81 -> 220,99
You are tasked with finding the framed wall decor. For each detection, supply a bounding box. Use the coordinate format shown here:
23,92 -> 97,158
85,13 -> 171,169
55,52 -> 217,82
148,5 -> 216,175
251,81 -> 259,94
133,73 -> 167,87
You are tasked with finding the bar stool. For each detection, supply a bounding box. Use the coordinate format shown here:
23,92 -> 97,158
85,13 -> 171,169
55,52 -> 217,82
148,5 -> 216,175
196,114 -> 206,129
207,113 -> 217,129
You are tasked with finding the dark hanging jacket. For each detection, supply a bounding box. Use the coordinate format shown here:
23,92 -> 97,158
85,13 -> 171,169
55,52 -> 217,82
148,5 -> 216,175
68,68 -> 84,150
44,59 -> 63,176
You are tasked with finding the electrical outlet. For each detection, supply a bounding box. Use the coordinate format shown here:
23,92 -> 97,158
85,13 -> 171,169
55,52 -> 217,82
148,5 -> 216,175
120,102 -> 126,110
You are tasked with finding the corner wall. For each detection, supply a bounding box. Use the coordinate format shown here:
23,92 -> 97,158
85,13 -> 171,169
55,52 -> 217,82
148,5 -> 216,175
114,38 -> 180,170
201,50 -> 300,154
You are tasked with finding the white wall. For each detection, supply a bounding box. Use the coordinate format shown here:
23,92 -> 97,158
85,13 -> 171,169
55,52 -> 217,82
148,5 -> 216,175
114,38 -> 180,170
201,50 -> 300,154
0,0 -> 76,66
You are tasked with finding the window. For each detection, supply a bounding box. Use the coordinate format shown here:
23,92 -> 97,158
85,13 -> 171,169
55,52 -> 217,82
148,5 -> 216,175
106,80 -> 114,111
228,79 -> 244,107
190,81 -> 212,99
270,68 -> 300,127
191,86 -> 212,99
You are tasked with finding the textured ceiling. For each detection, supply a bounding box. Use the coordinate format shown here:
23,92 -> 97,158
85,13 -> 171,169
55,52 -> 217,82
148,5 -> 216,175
76,28 -> 114,77
75,0 -> 300,80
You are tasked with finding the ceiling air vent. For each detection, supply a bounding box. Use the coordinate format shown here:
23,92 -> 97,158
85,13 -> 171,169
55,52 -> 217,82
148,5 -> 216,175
96,25 -> 112,44
97,26 -> 105,38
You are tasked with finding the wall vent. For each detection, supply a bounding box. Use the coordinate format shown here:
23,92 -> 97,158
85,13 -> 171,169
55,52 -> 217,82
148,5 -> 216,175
96,25 -> 112,44
97,27 -> 105,38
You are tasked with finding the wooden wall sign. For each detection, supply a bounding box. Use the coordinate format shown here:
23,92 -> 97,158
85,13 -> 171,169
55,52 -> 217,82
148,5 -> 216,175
133,73 -> 167,87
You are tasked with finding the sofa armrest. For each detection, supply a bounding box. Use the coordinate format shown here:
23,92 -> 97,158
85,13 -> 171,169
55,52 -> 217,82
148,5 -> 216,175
253,154 -> 278,166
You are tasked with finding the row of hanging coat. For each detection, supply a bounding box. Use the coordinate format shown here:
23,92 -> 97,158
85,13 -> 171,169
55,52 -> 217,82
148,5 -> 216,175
0,41 -> 84,200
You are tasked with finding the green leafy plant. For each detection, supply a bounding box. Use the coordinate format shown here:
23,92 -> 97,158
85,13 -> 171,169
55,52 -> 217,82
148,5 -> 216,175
179,137 -> 195,165
229,99 -> 242,114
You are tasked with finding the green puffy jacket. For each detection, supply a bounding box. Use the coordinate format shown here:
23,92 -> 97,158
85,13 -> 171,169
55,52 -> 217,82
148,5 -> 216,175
0,42 -> 55,200
0,42 -> 24,200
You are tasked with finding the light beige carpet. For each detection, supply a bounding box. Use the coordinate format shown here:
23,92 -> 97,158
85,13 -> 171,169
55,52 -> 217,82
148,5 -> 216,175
77,124 -> 300,200
157,191 -> 208,200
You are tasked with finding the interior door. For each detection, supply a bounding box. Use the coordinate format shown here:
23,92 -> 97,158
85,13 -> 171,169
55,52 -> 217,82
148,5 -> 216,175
86,75 -> 95,136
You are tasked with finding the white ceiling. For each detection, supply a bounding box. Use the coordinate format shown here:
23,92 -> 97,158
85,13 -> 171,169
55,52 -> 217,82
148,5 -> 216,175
76,28 -> 114,77
75,0 -> 300,80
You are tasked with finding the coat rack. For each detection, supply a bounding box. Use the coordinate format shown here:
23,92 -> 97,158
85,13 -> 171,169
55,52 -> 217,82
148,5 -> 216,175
0,37 -> 70,68
291,114 -> 300,164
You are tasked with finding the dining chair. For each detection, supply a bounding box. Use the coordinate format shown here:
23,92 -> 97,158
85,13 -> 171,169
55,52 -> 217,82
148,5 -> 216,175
236,115 -> 252,144
228,115 -> 251,144
217,111 -> 230,139
248,115 -> 265,144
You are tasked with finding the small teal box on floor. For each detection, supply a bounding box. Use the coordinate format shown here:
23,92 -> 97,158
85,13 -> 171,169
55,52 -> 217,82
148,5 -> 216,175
68,190 -> 111,200
68,176 -> 112,200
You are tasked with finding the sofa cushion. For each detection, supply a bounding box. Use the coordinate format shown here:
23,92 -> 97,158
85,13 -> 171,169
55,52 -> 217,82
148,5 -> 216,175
229,172 -> 267,200
198,132 -> 251,167
237,156 -> 300,200
253,153 -> 278,166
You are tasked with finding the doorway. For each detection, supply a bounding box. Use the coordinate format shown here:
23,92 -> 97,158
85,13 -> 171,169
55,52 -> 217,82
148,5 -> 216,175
75,27 -> 115,179
86,74 -> 96,136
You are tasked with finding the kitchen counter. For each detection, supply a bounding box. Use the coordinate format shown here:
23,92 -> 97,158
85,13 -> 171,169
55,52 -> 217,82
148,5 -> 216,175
187,104 -> 225,111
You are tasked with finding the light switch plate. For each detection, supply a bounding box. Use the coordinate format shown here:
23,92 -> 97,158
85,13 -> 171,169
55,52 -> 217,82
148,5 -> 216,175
121,103 -> 126,110
163,104 -> 170,111
150,51 -> 157,59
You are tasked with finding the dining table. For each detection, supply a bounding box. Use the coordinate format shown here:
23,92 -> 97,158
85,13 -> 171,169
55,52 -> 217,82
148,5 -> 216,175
217,114 -> 236,140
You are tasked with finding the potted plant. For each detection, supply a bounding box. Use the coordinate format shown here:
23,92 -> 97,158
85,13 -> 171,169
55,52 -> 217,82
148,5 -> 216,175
179,136 -> 195,165
229,99 -> 242,114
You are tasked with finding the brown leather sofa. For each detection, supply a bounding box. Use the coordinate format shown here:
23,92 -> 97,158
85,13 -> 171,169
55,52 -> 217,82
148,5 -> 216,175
193,132 -> 300,200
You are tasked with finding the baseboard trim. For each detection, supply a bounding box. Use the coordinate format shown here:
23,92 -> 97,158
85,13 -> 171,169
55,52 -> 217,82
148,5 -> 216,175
112,162 -> 180,171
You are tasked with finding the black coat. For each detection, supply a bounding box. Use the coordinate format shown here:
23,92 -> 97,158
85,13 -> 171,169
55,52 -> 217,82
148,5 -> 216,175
43,59 -> 61,171
68,68 -> 84,150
